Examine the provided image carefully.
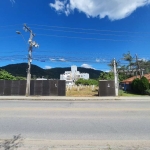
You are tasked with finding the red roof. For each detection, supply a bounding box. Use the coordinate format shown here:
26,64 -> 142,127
121,74 -> 150,84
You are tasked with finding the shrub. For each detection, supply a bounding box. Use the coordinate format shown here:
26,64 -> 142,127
145,89 -> 150,95
138,76 -> 149,94
131,78 -> 140,94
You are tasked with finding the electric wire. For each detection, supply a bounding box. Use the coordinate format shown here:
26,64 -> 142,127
36,34 -> 145,42
29,24 -> 150,34
30,27 -> 150,39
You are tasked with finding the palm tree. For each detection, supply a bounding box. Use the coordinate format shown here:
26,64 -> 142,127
123,51 -> 134,70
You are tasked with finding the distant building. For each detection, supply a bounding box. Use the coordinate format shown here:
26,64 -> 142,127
36,77 -> 47,80
60,65 -> 89,85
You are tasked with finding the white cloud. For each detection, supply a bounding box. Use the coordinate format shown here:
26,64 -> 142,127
49,0 -> 70,16
59,58 -> 66,62
10,0 -> 15,5
44,66 -> 52,69
104,70 -> 111,73
50,0 -> 64,11
50,0 -> 150,20
138,57 -> 148,62
81,64 -> 94,69
49,58 -> 56,61
96,58 -> 100,62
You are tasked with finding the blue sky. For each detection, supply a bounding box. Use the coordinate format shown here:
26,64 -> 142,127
0,0 -> 150,71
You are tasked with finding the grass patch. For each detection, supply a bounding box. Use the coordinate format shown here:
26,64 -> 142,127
119,90 -> 147,96
66,86 -> 147,97
66,86 -> 98,97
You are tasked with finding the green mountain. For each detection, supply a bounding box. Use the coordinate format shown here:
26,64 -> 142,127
0,63 -> 103,79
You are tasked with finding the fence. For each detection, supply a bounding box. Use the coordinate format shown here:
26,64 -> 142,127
0,80 -> 66,96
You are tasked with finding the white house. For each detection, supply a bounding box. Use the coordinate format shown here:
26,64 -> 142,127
60,65 -> 89,85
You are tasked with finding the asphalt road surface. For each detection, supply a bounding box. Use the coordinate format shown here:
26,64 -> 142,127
0,100 -> 150,149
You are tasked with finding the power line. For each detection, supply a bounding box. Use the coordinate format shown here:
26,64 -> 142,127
30,27 -> 150,38
0,35 -> 19,39
2,33 -> 146,42
2,23 -> 150,35
36,34 -> 145,42
0,24 -> 22,28
29,24 -> 150,34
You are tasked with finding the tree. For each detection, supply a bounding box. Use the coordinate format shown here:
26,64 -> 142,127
0,69 -> 25,80
123,51 -> 134,70
75,78 -> 98,86
99,72 -> 114,80
137,59 -> 150,74
118,73 -> 129,82
0,69 -> 16,80
131,78 -> 140,93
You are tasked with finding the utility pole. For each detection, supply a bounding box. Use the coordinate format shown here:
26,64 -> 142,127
135,54 -> 141,78
23,24 -> 39,96
114,58 -> 118,96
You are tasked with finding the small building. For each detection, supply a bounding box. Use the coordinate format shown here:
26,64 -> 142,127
60,65 -> 89,85
120,73 -> 150,91
121,73 -> 150,84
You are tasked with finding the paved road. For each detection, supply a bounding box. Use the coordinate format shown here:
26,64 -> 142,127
0,100 -> 150,149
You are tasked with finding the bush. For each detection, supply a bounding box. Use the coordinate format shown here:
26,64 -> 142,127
145,89 -> 150,95
75,79 -> 98,86
138,76 -> 149,94
131,78 -> 140,94
0,70 -> 16,80
131,77 -> 149,94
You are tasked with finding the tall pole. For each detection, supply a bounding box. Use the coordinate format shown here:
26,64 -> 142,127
114,58 -> 118,96
23,24 -> 39,96
135,54 -> 141,78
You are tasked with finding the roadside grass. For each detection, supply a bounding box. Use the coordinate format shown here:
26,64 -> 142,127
66,86 -> 98,97
119,90 -> 146,96
66,86 -> 147,97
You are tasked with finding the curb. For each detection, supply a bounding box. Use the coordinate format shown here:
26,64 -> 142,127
0,96 -> 149,101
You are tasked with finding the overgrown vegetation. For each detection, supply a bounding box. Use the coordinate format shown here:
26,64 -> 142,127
99,72 -> 114,80
99,72 -> 129,82
75,78 -> 98,86
131,77 -> 149,95
66,85 -> 98,97
0,69 -> 25,80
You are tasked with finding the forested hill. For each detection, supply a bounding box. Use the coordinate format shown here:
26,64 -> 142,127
0,63 -> 103,79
